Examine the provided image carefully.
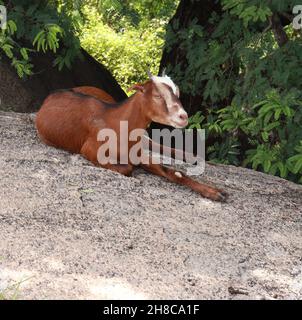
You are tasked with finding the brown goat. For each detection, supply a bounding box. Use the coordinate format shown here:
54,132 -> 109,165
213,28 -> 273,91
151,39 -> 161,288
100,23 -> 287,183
36,75 -> 227,201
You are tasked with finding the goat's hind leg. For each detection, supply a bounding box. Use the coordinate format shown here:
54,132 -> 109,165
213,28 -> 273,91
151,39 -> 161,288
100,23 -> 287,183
80,138 -> 134,176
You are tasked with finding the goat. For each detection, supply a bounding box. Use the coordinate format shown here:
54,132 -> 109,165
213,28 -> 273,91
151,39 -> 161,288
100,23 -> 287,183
72,86 -> 200,163
36,73 -> 228,201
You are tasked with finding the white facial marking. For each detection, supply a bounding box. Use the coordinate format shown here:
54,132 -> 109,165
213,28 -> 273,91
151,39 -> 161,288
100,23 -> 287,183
175,171 -> 182,178
151,75 -> 177,95
150,74 -> 188,128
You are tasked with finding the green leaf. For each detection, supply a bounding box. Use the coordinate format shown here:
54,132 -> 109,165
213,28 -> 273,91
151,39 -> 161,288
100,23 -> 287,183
33,30 -> 45,47
261,131 -> 269,142
274,109 -> 282,121
263,159 -> 271,173
7,20 -> 17,35
20,48 -> 28,60
264,122 -> 280,132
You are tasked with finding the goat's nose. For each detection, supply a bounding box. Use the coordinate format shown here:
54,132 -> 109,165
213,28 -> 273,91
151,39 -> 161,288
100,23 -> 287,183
179,113 -> 188,122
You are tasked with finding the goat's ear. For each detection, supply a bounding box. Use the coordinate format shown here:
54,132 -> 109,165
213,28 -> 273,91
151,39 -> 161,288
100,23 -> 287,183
127,83 -> 145,93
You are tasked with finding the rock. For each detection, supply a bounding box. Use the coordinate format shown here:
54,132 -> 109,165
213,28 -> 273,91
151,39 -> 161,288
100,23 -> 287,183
0,50 -> 127,113
0,111 -> 302,299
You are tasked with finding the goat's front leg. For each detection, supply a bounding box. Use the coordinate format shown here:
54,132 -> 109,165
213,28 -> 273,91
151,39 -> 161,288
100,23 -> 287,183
140,162 -> 228,202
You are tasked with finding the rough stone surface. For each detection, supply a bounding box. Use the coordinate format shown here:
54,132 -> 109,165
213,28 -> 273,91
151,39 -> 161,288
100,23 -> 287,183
0,111 -> 302,300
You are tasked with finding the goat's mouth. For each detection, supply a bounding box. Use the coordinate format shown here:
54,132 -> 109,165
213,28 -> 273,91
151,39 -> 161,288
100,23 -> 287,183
169,119 -> 188,129
153,117 -> 188,129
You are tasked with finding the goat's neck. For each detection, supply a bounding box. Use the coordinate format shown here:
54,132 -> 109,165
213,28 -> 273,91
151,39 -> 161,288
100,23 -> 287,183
117,93 -> 151,132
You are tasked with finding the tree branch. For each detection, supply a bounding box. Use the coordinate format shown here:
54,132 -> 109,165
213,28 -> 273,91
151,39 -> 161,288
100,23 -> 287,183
270,13 -> 289,47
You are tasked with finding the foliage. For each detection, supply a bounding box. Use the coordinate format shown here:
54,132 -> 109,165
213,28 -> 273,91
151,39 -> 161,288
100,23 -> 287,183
80,6 -> 170,91
0,0 -> 178,95
0,0 -> 83,77
81,1 -> 178,91
173,0 -> 302,183
94,0 -> 177,30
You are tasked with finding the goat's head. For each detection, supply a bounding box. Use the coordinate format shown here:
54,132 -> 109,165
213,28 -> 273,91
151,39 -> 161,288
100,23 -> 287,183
129,71 -> 188,128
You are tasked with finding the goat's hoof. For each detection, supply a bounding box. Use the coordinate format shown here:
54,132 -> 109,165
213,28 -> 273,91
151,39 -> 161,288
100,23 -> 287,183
216,190 -> 228,202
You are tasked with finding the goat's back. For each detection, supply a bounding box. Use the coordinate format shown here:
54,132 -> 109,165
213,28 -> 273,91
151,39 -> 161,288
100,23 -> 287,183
72,86 -> 116,104
36,91 -> 103,153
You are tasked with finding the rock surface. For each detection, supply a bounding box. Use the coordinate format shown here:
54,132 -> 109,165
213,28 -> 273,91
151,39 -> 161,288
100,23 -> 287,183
0,111 -> 302,300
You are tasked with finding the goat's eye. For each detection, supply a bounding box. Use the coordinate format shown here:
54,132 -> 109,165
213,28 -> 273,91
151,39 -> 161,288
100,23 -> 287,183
154,95 -> 162,99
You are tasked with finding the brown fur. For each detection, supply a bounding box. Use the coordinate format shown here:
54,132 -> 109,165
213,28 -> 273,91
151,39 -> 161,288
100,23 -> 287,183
72,86 -> 116,103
